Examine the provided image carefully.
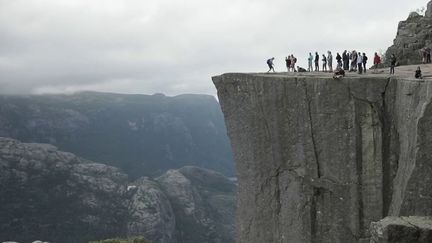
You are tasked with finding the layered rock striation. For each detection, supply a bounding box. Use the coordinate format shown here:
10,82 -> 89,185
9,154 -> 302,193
213,73 -> 432,242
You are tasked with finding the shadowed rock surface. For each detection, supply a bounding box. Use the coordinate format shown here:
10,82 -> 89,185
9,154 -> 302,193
369,216 -> 432,243
213,72 -> 432,243
386,0 -> 432,65
157,166 -> 236,243
0,92 -> 234,178
0,137 -> 129,243
126,178 -> 176,243
0,138 -> 235,243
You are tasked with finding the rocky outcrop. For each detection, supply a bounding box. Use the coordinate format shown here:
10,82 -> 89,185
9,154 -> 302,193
126,178 -> 176,243
0,137 -> 235,243
0,92 -> 234,178
369,216 -> 432,243
0,137 -> 129,243
386,0 -> 432,65
157,166 -> 236,243
427,1 -> 432,18
213,73 -> 432,243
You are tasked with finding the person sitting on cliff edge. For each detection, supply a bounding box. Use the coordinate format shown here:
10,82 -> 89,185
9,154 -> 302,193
333,64 -> 345,79
415,66 -> 423,79
267,57 -> 275,73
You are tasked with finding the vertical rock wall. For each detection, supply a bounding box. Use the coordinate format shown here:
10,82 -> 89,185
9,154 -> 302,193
213,73 -> 432,243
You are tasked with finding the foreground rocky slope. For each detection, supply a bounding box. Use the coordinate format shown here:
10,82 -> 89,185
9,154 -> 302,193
213,72 -> 432,242
0,92 -> 234,178
0,138 -> 235,243
157,167 -> 236,243
386,0 -> 432,65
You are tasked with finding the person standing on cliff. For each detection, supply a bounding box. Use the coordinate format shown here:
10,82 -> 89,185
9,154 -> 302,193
390,54 -> 397,75
421,48 -> 427,64
336,52 -> 342,68
285,56 -> 291,72
342,50 -> 349,70
426,47 -> 431,63
327,51 -> 333,72
308,53 -> 313,72
373,52 -> 381,72
322,54 -> 327,72
291,54 -> 297,72
350,50 -> 358,72
315,52 -> 319,71
267,57 -> 275,73
362,53 -> 368,73
357,52 -> 363,74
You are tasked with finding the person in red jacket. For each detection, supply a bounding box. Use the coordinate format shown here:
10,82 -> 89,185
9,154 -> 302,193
373,52 -> 381,71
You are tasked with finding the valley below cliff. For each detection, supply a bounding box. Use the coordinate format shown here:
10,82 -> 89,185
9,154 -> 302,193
0,137 -> 236,243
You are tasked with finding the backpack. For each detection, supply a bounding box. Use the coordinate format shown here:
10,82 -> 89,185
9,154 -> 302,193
267,59 -> 272,65
293,58 -> 297,63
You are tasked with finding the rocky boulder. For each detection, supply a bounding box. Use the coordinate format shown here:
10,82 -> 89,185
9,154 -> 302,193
369,217 -> 432,243
386,0 -> 432,65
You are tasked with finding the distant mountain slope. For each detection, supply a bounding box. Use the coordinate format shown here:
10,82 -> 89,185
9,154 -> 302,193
0,137 -> 235,243
0,92 -> 234,178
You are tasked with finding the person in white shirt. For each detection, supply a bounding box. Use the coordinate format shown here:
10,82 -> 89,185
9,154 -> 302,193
357,52 -> 363,74
327,51 -> 333,72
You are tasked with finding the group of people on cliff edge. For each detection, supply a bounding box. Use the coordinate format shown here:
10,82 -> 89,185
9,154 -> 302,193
268,50 -> 375,74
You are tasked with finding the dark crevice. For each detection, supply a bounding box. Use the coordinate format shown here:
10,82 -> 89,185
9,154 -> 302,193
302,79 -> 322,178
301,78 -> 323,243
310,188 -> 324,243
380,77 -> 398,217
353,98 -> 365,237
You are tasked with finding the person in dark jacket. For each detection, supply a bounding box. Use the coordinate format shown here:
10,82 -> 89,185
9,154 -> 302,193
390,54 -> 396,75
315,52 -> 319,72
342,50 -> 349,70
362,53 -> 368,73
322,54 -> 327,72
415,66 -> 422,79
336,53 -> 342,67
285,56 -> 292,72
267,57 -> 275,72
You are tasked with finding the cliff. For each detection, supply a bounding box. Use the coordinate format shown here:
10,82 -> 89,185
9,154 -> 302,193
213,72 -> 432,242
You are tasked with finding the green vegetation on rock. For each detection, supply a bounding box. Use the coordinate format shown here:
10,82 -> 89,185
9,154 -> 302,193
89,237 -> 150,243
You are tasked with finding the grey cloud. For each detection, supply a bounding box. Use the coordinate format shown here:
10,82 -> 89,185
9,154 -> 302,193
0,0 -> 428,95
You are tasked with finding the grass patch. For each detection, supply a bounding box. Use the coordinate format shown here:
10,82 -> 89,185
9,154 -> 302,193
89,237 -> 150,243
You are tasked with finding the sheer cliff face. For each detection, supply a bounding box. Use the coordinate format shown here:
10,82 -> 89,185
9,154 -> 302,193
213,73 -> 432,242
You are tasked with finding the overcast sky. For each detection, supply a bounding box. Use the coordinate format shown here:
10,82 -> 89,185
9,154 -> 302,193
0,0 -> 429,96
